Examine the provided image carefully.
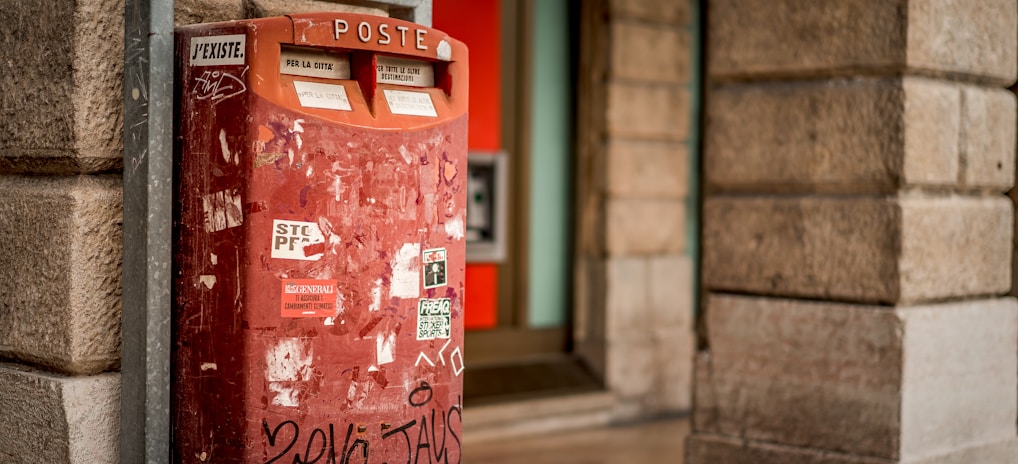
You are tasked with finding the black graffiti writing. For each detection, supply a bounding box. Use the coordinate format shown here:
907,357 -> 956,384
261,385 -> 461,464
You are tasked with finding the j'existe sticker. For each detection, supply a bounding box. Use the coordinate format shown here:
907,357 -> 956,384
281,279 -> 337,318
417,298 -> 451,340
422,248 -> 447,289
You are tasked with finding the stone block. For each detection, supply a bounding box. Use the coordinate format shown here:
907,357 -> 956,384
0,0 -> 123,174
908,0 -> 1018,86
609,0 -> 692,24
606,198 -> 685,256
244,0 -> 387,19
606,139 -> 688,198
174,0 -> 244,25
606,83 -> 689,141
606,335 -> 657,400
706,77 -> 979,193
702,195 -> 1012,304
610,21 -> 690,83
898,195 -> 1012,302
702,196 -> 899,303
0,176 -> 122,375
960,86 -> 1017,190
605,256 -> 649,338
708,0 -> 1017,85
0,363 -> 119,463
687,434 -> 1018,464
653,327 -> 695,412
648,254 -> 693,330
694,294 -> 1017,460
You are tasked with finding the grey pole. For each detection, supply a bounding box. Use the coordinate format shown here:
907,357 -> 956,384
121,0 -> 174,462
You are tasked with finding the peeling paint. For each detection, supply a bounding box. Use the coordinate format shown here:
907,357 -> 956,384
376,331 -> 396,365
266,338 -> 313,382
444,215 -> 465,240
199,275 -> 217,289
200,362 -> 218,371
202,189 -> 244,232
269,382 -> 300,407
389,243 -> 421,298
369,279 -> 383,312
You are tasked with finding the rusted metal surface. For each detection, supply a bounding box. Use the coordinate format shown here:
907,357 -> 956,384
173,14 -> 467,462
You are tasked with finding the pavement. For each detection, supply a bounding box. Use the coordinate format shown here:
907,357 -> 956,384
463,417 -> 690,463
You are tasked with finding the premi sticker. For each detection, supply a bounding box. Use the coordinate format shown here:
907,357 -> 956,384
423,248 -> 447,289
190,34 -> 246,66
383,89 -> 437,117
416,298 -> 451,340
281,279 -> 337,317
293,81 -> 353,111
272,219 -> 326,260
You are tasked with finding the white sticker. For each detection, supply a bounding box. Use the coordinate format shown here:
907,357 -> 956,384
293,81 -> 353,111
190,34 -> 246,66
423,248 -> 447,289
416,298 -> 452,340
271,219 -> 326,260
376,55 -> 435,87
281,48 -> 351,80
383,89 -> 437,117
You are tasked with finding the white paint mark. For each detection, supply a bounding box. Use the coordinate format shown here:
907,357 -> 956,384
376,332 -> 396,365
200,362 -> 217,371
219,129 -> 232,163
202,189 -> 243,232
451,347 -> 465,376
415,352 -> 435,367
445,215 -> 465,240
368,365 -> 379,373
199,275 -> 217,289
398,145 -> 413,164
437,39 -> 452,61
389,243 -> 421,298
269,383 -> 300,407
438,339 -> 452,366
210,253 -> 218,265
288,149 -> 294,166
346,381 -> 359,403
369,279 -> 383,312
306,164 -> 314,178
324,317 -> 335,326
266,338 -> 313,382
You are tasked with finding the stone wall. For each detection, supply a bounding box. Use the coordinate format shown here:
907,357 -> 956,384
690,1 -> 1018,462
574,0 -> 697,420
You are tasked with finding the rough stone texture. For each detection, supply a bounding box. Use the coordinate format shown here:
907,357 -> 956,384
899,298 -> 1018,459
648,254 -> 693,330
606,198 -> 685,256
0,0 -> 124,175
653,327 -> 695,412
609,0 -> 691,24
708,0 -> 1017,85
174,0 -> 244,25
907,0 -> 1018,85
245,0 -> 387,19
706,77 -> 1013,194
687,434 -> 1018,464
606,83 -> 689,141
702,196 -> 900,303
0,363 -> 119,463
694,295 -> 905,458
605,139 -> 688,198
605,257 -> 650,338
694,295 -> 1017,460
707,0 -> 907,79
611,21 -> 690,83
703,195 -> 1012,304
960,86 -> 1017,190
0,176 -> 122,375
898,195 -> 1012,302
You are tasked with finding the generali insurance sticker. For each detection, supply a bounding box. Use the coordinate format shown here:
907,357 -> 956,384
281,279 -> 338,318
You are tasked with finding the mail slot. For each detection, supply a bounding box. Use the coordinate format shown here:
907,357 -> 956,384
172,13 -> 467,463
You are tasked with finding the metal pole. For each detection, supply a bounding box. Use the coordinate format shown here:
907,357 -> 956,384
121,0 -> 173,462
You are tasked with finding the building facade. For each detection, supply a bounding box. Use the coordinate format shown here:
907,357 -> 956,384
0,0 -> 1015,462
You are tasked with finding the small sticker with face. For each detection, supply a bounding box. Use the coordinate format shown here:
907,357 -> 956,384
423,248 -> 447,289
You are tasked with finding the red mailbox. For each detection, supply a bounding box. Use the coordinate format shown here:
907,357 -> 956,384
172,13 -> 467,463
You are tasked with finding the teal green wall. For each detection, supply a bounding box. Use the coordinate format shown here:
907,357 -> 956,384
526,0 -> 571,328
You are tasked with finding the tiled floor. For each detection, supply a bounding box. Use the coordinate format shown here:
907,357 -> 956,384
463,417 -> 690,463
